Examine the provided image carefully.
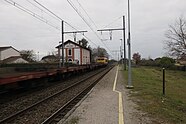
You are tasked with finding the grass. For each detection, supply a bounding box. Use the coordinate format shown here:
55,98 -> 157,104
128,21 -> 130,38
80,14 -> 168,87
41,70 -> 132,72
123,66 -> 186,123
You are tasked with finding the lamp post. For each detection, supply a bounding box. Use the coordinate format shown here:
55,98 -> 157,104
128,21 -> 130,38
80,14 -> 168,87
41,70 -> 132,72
126,0 -> 133,88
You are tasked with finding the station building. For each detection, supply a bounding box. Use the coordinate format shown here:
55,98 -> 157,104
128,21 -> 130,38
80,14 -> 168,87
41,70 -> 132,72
56,40 -> 91,65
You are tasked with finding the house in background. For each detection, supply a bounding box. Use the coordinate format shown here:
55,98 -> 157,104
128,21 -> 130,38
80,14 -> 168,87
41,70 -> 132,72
41,55 -> 58,63
2,56 -> 28,64
56,40 -> 91,65
177,55 -> 186,65
0,46 -> 28,63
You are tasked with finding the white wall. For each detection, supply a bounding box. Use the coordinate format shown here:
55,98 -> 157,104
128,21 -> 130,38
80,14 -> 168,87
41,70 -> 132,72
74,48 -> 80,64
65,43 -> 75,48
82,49 -> 90,64
64,49 -> 66,61
0,48 -> 20,60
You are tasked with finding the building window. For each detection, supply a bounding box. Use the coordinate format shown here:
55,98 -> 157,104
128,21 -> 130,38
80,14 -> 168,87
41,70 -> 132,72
68,49 -> 72,56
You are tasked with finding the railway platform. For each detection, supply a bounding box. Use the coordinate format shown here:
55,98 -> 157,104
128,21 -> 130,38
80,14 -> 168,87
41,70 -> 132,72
60,65 -> 147,124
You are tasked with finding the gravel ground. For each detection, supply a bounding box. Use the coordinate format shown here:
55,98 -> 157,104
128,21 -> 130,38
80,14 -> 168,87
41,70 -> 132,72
62,65 -> 158,124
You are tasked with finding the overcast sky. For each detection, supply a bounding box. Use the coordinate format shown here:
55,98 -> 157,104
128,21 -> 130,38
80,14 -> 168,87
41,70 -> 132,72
0,0 -> 186,60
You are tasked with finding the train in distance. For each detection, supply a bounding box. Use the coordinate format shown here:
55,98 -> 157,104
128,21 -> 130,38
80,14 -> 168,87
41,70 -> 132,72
96,57 -> 108,65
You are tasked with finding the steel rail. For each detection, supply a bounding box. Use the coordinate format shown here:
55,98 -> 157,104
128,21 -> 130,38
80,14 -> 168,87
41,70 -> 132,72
41,66 -> 114,124
0,67 -> 108,124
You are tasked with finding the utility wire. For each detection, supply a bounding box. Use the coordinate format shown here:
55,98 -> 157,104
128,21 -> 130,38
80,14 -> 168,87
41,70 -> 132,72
4,0 -> 102,51
75,0 -> 98,29
33,0 -> 77,31
32,0 -> 97,47
74,0 -> 103,48
6,0 -> 92,46
67,0 -> 114,57
33,0 -> 82,31
103,16 -> 122,28
4,0 -> 60,30
67,0 -> 93,31
33,0 -> 63,21
26,0 -> 60,21
4,0 -> 77,40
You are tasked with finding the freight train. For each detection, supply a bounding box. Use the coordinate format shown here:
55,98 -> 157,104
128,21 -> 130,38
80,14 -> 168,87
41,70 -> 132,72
0,64 -> 107,91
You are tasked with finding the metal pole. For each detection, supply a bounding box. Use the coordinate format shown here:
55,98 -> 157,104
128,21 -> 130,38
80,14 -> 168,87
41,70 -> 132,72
61,20 -> 64,67
123,16 -> 126,70
127,0 -> 133,88
120,46 -> 122,63
163,68 -> 165,95
59,42 -> 62,68
120,39 -> 123,65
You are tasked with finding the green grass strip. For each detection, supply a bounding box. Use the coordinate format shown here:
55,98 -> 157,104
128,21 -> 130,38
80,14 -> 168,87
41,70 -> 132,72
123,66 -> 186,123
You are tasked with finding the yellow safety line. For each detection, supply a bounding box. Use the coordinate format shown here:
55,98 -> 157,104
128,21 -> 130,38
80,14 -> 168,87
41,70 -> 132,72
113,66 -> 124,124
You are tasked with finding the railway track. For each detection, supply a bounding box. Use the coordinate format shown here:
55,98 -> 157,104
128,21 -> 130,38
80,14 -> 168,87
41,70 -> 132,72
0,65 -> 113,124
0,67 -> 105,119
41,66 -> 113,124
0,69 -> 90,105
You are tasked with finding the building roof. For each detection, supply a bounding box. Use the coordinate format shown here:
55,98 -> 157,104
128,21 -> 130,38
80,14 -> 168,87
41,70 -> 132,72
41,55 -> 58,60
56,40 -> 91,51
0,46 -> 12,51
2,56 -> 23,63
41,55 -> 58,63
0,46 -> 20,53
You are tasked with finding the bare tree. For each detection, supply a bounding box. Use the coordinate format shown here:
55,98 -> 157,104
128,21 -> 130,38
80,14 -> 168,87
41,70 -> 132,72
164,17 -> 186,58
20,50 -> 36,62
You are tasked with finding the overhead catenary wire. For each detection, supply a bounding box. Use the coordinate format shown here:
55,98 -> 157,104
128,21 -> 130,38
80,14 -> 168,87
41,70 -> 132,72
32,0 -> 98,47
73,0 -> 110,49
99,16 -> 123,42
75,0 -> 98,29
103,16 -> 123,28
5,0 -> 74,41
4,0 -> 111,56
67,0 -> 114,57
4,0 -> 95,46
25,0 -> 60,21
67,0 -> 94,31
4,0 -> 60,30
33,0 -> 63,21
33,0 -> 81,31
13,0 -> 109,50
99,15 -> 125,60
